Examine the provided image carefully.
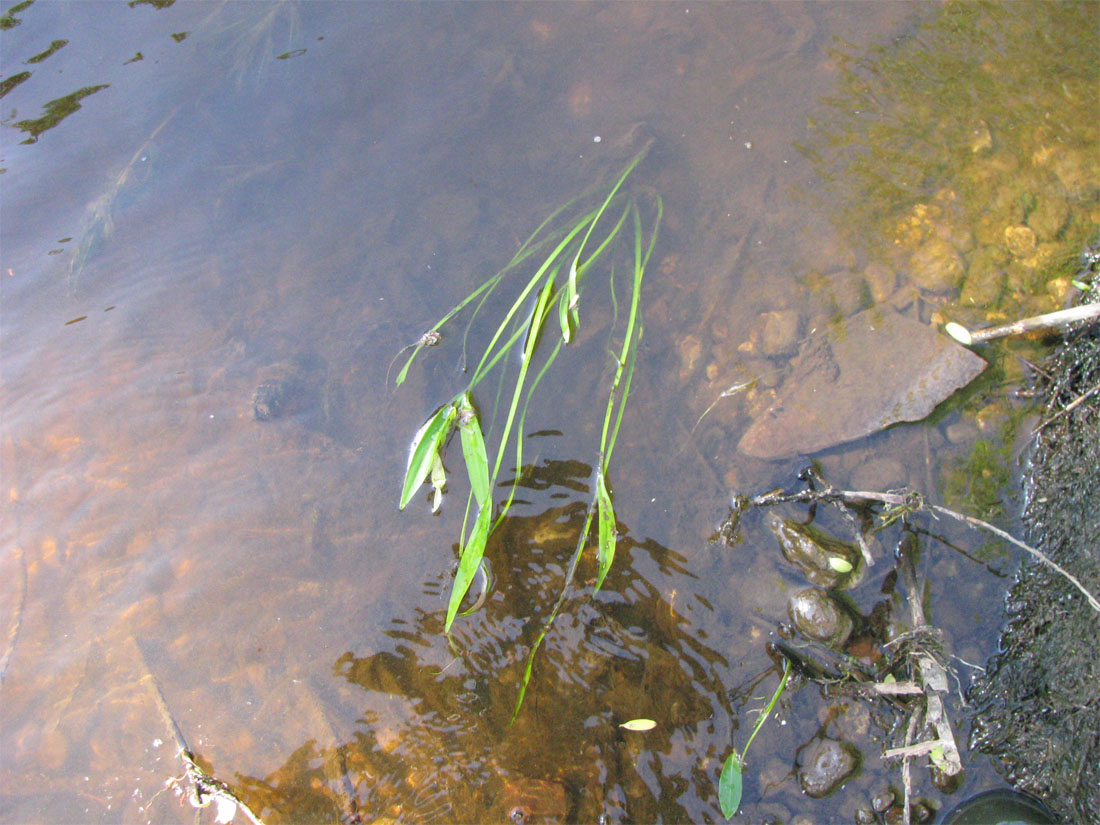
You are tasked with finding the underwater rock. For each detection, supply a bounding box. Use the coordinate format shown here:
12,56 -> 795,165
737,309 -> 987,460
759,309 -> 802,357
767,512 -> 863,589
488,777 -> 568,824
909,236 -> 966,293
796,737 -> 860,798
788,587 -> 854,648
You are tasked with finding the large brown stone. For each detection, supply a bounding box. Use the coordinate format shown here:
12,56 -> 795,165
737,309 -> 986,460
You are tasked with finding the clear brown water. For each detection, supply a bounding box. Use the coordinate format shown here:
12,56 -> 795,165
2,2 -> 1096,823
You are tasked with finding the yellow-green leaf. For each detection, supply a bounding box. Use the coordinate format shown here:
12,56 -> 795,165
429,452 -> 446,513
619,718 -> 657,731
827,556 -> 853,573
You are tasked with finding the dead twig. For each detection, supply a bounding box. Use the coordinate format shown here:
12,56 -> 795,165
130,637 -> 267,825
744,478 -> 1100,614
1034,380 -> 1100,434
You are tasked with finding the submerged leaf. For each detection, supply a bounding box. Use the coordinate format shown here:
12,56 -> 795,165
620,718 -> 657,731
595,473 -> 616,591
718,752 -> 744,819
400,403 -> 457,510
827,556 -> 854,573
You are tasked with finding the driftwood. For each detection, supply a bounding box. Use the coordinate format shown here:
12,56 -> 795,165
945,302 -> 1100,345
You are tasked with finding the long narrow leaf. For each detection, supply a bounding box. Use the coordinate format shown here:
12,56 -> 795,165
457,393 -> 489,508
467,215 -> 594,388
595,472 -> 616,591
557,285 -> 573,343
742,659 -> 791,756
446,504 -> 492,631
399,403 -> 457,509
447,276 -> 557,622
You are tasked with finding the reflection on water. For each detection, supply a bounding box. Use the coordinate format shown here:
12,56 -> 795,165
3,1 -> 1095,823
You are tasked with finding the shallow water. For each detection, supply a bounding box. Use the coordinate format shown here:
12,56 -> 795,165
2,2 -> 1096,823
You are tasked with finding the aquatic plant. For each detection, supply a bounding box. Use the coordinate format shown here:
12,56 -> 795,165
394,143 -> 661,708
718,658 -> 791,819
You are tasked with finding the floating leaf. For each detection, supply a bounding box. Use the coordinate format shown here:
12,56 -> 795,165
619,718 -> 657,731
400,403 -> 457,510
827,556 -> 854,573
595,472 -> 616,591
718,751 -> 744,819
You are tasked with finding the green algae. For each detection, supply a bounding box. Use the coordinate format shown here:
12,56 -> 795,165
800,0 -> 1099,324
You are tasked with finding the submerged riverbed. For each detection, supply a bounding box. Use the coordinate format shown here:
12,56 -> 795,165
2,2 -> 1097,823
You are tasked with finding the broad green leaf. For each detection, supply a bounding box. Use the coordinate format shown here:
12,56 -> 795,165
619,719 -> 657,731
445,506 -> 492,632
399,403 -> 456,510
457,394 -> 489,508
718,752 -> 743,819
595,473 -> 616,591
827,556 -> 853,573
429,452 -> 446,513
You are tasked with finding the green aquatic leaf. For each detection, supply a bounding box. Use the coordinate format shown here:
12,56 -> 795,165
619,718 -> 657,731
399,403 -> 457,510
446,504 -> 492,632
457,393 -> 489,508
718,751 -> 744,819
557,286 -> 573,344
595,472 -> 616,591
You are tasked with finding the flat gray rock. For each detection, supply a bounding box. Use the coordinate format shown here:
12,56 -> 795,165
737,308 -> 986,460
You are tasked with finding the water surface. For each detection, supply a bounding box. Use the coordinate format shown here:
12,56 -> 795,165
2,2 -> 1096,823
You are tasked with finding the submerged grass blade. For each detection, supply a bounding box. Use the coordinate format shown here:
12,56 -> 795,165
512,192 -> 661,719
